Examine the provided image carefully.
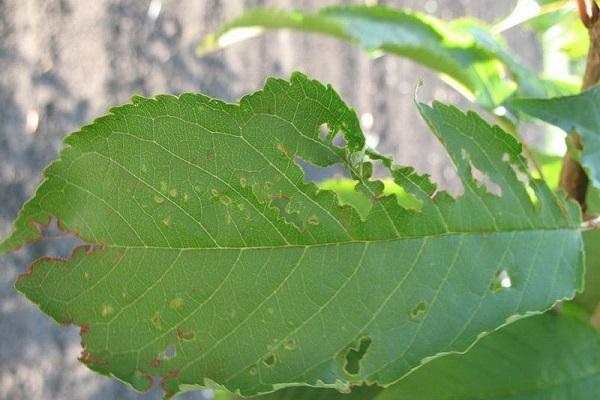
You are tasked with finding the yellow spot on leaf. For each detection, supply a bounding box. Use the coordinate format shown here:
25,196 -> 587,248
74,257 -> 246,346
308,215 -> 320,225
220,195 -> 232,206
163,216 -> 172,227
154,194 -> 165,204
240,177 -> 247,188
169,298 -> 184,309
151,312 -> 162,329
169,188 -> 177,198
101,304 -> 113,318
283,338 -> 297,351
183,192 -> 190,203
276,143 -> 289,157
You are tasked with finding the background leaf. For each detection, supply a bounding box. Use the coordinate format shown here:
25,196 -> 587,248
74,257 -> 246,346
0,73 -> 583,397
199,5 -> 574,109
510,85 -> 600,188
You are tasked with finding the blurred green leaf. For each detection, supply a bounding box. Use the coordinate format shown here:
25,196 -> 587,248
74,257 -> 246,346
199,5 -> 575,110
510,85 -> 600,188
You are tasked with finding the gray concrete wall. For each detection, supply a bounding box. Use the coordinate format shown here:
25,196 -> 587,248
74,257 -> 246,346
0,1 -> 538,399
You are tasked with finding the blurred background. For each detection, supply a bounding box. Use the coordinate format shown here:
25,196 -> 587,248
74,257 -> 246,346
0,0 -> 574,399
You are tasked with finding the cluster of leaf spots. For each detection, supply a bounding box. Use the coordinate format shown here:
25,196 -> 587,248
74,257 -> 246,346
216,313 -> 600,400
0,73 -> 583,398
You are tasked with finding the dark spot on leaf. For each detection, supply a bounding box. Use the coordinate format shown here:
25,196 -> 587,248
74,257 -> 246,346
150,359 -> 161,368
409,302 -> 428,321
176,328 -> 196,342
160,370 -> 180,398
80,350 -> 108,365
262,353 -> 277,367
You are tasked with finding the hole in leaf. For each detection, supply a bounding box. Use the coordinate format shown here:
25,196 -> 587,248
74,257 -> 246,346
470,163 -> 503,196
262,353 -> 277,367
319,123 -> 329,141
269,193 -> 303,229
30,217 -> 86,259
344,337 -> 372,375
319,178 -> 373,219
367,159 -> 423,211
296,158 -> 350,183
160,344 -> 176,360
409,302 -> 428,321
490,269 -> 513,292
462,148 -> 502,196
505,154 -> 539,204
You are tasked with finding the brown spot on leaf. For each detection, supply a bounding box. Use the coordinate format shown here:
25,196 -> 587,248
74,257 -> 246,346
149,359 -> 161,368
176,329 -> 196,342
276,143 -> 289,157
80,350 -> 108,366
160,370 -> 180,398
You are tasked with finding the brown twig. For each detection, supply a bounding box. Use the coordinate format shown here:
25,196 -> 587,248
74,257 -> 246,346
559,0 -> 600,212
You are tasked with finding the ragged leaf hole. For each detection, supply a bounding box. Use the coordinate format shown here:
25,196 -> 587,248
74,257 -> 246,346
469,162 -> 503,197
262,353 -> 277,367
344,336 -> 372,375
490,269 -> 513,292
160,344 -> 176,360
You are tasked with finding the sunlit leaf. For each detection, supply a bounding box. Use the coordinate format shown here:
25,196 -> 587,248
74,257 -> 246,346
0,73 -> 583,398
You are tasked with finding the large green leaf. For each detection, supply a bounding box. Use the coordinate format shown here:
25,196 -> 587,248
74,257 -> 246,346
0,73 -> 583,398
199,5 -> 574,109
574,186 -> 600,314
219,313 -> 600,400
510,85 -> 600,188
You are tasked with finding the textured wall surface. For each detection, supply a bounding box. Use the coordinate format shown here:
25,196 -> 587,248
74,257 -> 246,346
0,1 -> 539,399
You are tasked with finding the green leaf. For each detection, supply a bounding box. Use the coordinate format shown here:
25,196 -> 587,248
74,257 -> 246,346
573,186 -> 600,314
223,313 -> 600,400
510,85 -> 600,188
199,5 -> 574,109
0,73 -> 583,398
493,0 -> 571,32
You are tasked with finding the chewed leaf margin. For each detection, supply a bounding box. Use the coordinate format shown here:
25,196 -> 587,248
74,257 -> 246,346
0,72 -> 584,399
